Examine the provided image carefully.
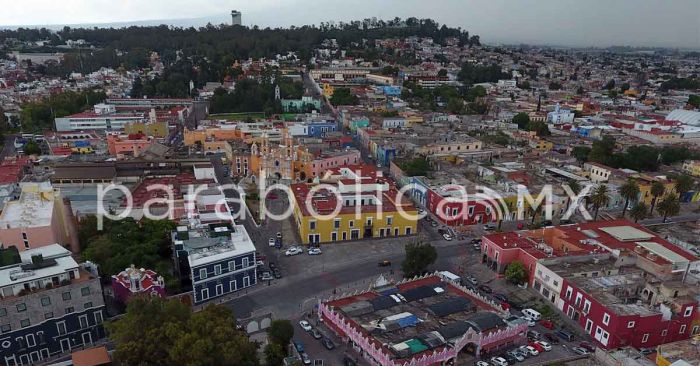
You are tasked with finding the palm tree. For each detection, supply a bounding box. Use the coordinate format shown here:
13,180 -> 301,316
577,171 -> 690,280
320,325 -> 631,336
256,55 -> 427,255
674,174 -> 695,202
590,184 -> 610,221
629,202 -> 648,223
657,194 -> 680,223
619,179 -> 640,218
649,181 -> 665,215
565,179 -> 581,209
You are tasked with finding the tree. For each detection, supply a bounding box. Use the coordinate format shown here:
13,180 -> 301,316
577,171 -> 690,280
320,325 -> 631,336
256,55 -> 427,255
458,63 -> 508,86
571,146 -> 591,164
590,184 -> 610,221
504,261 -> 528,285
649,181 -> 666,215
23,140 -> 41,155
108,297 -> 260,366
329,88 -> 359,106
264,343 -> 286,366
576,86 -> 585,95
629,202 -> 648,223
688,95 -> 700,108
512,112 -> 530,130
565,180 -> 582,209
437,68 -> 447,77
402,242 -> 437,278
399,157 -> 430,177
267,320 -> 294,347
526,121 -> 551,136
548,81 -> 562,90
657,194 -> 680,223
605,79 -> 616,91
446,98 -> 464,114
674,174 -> 695,202
588,136 -> 616,164
619,179 -> 640,218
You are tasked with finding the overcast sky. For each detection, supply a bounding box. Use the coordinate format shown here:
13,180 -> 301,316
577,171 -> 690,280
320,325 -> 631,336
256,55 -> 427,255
2,0 -> 699,48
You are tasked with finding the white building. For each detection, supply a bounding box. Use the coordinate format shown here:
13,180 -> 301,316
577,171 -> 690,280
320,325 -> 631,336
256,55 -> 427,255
54,104 -> 145,132
547,104 -> 575,124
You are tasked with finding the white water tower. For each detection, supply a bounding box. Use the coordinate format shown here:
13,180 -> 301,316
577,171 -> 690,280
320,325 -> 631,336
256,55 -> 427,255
231,10 -> 242,26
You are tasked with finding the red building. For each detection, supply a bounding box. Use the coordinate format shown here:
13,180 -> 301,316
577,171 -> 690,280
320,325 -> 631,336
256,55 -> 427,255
559,272 -> 697,349
425,186 -> 492,226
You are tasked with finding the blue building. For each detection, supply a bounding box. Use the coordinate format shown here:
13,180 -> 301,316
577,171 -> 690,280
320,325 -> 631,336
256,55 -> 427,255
0,245 -> 106,366
307,121 -> 338,138
381,86 -> 402,96
173,222 -> 257,305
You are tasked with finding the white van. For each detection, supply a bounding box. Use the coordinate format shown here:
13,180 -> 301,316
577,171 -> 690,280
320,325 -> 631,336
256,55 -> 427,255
522,308 -> 541,321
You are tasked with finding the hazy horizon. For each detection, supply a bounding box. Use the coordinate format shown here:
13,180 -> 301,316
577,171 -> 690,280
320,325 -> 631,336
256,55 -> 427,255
1,0 -> 699,49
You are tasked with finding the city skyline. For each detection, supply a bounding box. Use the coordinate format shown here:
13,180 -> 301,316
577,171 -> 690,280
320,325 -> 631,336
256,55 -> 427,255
1,0 -> 699,48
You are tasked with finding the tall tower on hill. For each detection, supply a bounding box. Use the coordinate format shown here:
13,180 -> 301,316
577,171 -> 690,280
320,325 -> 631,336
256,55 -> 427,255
231,10 -> 242,26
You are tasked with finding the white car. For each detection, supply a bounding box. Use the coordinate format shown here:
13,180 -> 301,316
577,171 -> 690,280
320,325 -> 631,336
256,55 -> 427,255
490,356 -> 509,366
285,247 -> 303,256
521,316 -> 536,327
308,248 -> 322,255
268,238 -> 276,247
524,345 -> 539,356
476,362 -> 490,366
299,320 -> 312,332
442,233 -> 453,241
536,341 -> 552,351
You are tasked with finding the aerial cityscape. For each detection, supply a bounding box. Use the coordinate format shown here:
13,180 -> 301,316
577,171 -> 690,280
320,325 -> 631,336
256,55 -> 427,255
0,2 -> 700,366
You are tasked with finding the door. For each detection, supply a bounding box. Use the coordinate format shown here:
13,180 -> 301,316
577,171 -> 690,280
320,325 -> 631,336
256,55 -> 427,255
243,276 -> 250,287
60,338 -> 71,353
82,332 -> 92,346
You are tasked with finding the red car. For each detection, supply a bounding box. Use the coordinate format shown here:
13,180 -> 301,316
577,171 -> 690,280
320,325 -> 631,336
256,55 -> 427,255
528,342 -> 544,353
539,320 -> 555,329
579,341 -> 596,352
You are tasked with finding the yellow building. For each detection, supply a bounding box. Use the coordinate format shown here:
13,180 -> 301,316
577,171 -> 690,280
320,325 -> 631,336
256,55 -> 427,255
528,138 -> 554,152
631,175 -> 676,206
290,165 -> 418,244
124,120 -> 169,138
683,160 -> 700,177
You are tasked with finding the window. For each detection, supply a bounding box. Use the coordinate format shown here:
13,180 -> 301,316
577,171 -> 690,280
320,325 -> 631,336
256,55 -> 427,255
309,221 -> 316,230
44,312 -> 54,320
41,297 -> 51,306
214,265 -> 222,276
0,308 -> 5,317
583,300 -> 591,314
62,292 -> 71,301
65,307 -> 74,314
0,324 -> 9,333
627,321 -> 635,328
642,333 -> 649,343
553,280 -> 559,287
201,288 -> 209,301
405,227 -> 412,235
16,303 -> 26,312
94,311 -> 103,324
575,293 -> 583,307
387,217 -> 393,225
602,313 -> 610,326
84,302 -> 93,309
199,268 -> 207,280
693,326 -> 700,336
680,325 -> 687,334
585,319 -> 593,333
56,321 -> 67,335
349,220 -> 354,228
566,286 -> 573,300
228,261 -> 235,272
684,306 -> 693,317
20,319 -> 30,328
334,219 -> 340,229
80,287 -> 91,296
242,257 -> 249,268
79,315 -> 88,329
468,206 -> 475,216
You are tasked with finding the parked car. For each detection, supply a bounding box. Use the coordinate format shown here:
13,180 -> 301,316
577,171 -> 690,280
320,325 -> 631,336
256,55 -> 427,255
276,232 -> 283,239
300,352 -> 312,365
528,342 -> 544,353
522,345 -> 539,356
322,337 -> 335,350
503,353 -> 518,364
378,260 -> 391,267
299,320 -> 312,332
293,340 -> 304,353
536,341 -> 552,351
311,329 -> 322,339
579,341 -> 596,352
430,221 -> 439,227
273,270 -> 282,279
342,357 -> 357,366
492,293 -> 508,302
527,330 -> 541,340
268,238 -> 276,246
478,284 -> 492,293
507,349 -> 525,362
513,348 -> 529,359
539,320 -> 555,329
285,247 -> 303,256
475,361 -> 490,366
442,233 -> 453,241
260,272 -> 273,281
639,347 -> 654,356
471,238 -> 482,244
484,223 -> 497,231
543,333 -> 559,344
555,330 -> 575,342
521,317 -> 536,327
465,275 -> 478,285
308,248 -> 322,255
490,356 -> 508,366
572,347 -> 589,356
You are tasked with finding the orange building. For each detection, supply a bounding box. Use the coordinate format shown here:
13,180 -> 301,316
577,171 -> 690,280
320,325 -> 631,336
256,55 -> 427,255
107,133 -> 156,157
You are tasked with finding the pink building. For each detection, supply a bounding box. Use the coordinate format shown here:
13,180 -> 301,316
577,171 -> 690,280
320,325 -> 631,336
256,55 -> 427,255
106,133 -> 156,156
111,265 -> 166,304
0,183 -> 71,251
